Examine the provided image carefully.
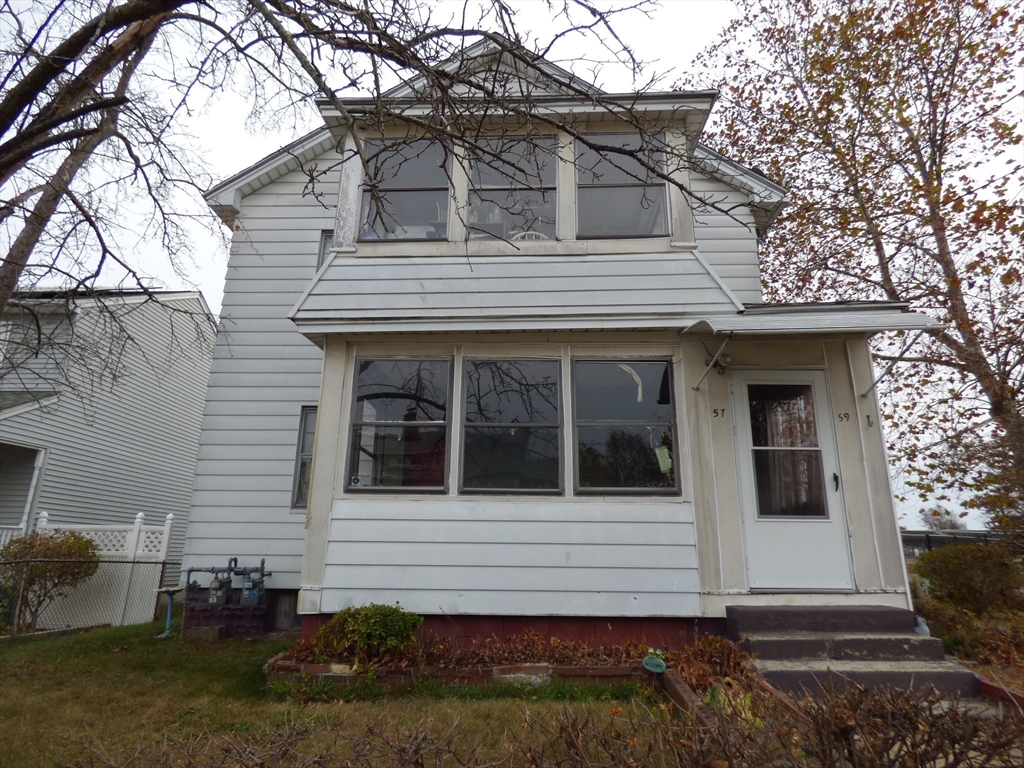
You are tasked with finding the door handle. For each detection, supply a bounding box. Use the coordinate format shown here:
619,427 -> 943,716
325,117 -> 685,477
833,473 -> 840,491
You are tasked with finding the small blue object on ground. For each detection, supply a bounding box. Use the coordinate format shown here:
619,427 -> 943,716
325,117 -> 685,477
157,587 -> 184,639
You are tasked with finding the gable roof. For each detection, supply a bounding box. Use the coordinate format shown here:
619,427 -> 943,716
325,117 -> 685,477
379,36 -> 603,100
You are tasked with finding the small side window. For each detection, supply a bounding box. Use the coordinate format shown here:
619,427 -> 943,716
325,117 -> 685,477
318,230 -> 334,268
292,406 -> 318,507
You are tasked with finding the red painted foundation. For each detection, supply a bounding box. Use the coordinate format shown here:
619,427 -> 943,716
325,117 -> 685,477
300,613 -> 725,648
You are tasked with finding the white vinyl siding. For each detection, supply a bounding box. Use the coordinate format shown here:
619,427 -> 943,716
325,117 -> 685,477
690,172 -> 763,305
320,498 -> 700,616
184,151 -> 340,586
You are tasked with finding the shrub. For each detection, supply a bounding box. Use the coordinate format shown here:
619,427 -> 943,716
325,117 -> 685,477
913,542 -> 1023,615
311,603 -> 422,667
0,531 -> 99,632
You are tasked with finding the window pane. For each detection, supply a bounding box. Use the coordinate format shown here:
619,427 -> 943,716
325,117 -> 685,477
299,409 -> 317,454
748,384 -> 819,448
355,360 -> 449,423
365,139 -> 448,189
470,137 -> 557,187
577,426 -> 675,489
294,457 -> 312,506
360,189 -> 448,240
577,186 -> 668,238
463,427 -> 559,490
467,189 -> 555,240
349,425 -> 446,488
575,361 -> 673,422
465,360 -> 559,424
753,449 -> 827,517
576,134 -> 663,185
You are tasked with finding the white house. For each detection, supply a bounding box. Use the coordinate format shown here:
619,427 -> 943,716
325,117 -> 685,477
186,44 -> 939,641
1,290 -> 215,570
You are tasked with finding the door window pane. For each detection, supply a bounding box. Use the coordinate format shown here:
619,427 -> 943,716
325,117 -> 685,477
574,360 -> 677,492
748,384 -> 819,447
348,359 -> 450,490
462,359 -> 560,491
747,383 -> 827,517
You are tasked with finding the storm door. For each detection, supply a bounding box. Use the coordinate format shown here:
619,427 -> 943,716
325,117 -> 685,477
733,369 -> 853,590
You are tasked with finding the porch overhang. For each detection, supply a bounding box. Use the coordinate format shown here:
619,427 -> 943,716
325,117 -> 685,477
680,303 -> 943,336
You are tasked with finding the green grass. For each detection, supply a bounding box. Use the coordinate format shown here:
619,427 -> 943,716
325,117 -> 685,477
0,621 -> 656,767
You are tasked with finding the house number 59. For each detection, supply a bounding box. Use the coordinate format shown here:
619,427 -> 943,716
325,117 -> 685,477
837,413 -> 851,422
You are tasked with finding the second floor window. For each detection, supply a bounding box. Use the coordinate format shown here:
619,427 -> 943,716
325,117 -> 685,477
467,137 -> 557,241
359,140 -> 449,241
575,133 -> 669,238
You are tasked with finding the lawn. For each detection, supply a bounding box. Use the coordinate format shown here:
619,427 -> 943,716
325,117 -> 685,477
0,621 -> 646,767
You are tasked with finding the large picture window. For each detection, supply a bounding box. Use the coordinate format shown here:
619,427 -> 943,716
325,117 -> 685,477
575,133 -> 668,238
347,359 -> 450,490
359,140 -> 449,241
574,360 -> 677,491
467,137 -> 557,241
462,359 -> 560,491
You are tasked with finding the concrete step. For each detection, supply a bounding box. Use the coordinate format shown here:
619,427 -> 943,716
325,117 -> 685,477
727,605 -> 916,637
741,632 -> 945,662
754,659 -> 979,698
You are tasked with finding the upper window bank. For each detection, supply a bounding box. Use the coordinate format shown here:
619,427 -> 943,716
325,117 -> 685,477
355,132 -> 670,243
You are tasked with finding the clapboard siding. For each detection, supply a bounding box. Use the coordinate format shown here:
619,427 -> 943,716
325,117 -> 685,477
184,160 -> 334,588
0,295 -> 213,564
294,252 -> 739,325
690,172 -> 763,305
321,498 -> 701,617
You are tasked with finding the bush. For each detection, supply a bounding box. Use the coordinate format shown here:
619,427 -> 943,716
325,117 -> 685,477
913,542 -> 1023,615
310,603 -> 422,667
0,531 -> 99,632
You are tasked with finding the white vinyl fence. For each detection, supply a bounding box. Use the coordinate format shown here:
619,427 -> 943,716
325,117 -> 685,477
3,512 -> 174,632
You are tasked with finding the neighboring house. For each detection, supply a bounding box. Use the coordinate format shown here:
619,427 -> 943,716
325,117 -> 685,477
186,43 -> 939,639
0,290 -> 215,569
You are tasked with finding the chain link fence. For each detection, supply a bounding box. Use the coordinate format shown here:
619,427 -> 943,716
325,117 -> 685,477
0,559 -> 179,638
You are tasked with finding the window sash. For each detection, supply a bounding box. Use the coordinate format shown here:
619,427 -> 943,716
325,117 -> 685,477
572,359 -> 679,493
291,406 -> 318,508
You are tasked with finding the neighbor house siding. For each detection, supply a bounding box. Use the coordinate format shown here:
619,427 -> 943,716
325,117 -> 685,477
0,295 -> 212,563
690,172 -> 763,305
184,154 -> 341,586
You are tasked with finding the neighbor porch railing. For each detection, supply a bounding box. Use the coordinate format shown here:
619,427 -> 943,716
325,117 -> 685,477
0,524 -> 26,549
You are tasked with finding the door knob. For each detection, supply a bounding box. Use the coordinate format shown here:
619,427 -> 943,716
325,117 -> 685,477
833,472 -> 840,491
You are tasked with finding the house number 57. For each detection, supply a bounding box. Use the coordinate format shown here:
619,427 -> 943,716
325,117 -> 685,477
712,408 -> 726,417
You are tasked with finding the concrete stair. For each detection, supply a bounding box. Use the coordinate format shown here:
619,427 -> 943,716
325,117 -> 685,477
726,605 -> 979,697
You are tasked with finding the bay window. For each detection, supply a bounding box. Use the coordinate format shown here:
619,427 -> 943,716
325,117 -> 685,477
345,355 -> 678,495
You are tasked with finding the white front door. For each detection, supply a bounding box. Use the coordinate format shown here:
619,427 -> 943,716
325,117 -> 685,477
733,369 -> 854,590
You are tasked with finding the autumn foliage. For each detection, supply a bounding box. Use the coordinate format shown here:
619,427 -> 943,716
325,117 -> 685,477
687,0 -> 1024,541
